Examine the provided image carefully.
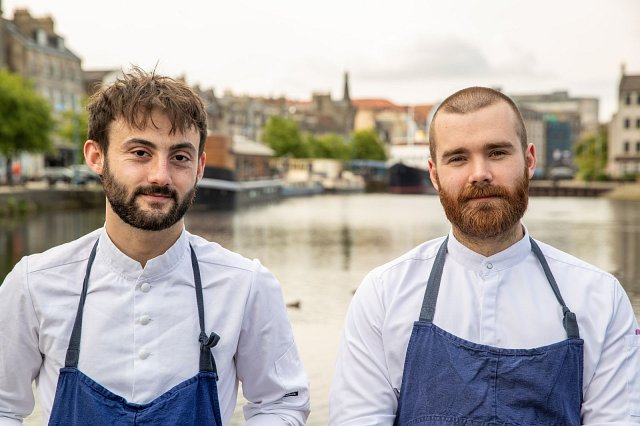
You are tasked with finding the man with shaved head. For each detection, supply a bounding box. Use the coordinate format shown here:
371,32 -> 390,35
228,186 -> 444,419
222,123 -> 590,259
330,87 -> 639,425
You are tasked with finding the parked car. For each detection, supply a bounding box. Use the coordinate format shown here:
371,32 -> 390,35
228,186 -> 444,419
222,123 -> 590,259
69,164 -> 101,185
43,167 -> 73,186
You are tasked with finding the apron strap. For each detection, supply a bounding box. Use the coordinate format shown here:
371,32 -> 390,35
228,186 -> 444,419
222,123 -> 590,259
419,237 -> 448,323
417,236 -> 580,339
65,239 -> 99,368
189,244 -> 220,373
64,239 -> 222,373
529,238 -> 580,339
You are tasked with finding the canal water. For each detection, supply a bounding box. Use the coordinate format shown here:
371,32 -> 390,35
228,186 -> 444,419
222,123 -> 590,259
1,193 -> 638,425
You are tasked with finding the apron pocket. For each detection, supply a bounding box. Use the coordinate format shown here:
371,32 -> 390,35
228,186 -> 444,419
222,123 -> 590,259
627,334 -> 640,416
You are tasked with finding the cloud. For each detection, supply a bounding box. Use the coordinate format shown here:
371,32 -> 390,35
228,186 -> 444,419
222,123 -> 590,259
356,36 -> 546,82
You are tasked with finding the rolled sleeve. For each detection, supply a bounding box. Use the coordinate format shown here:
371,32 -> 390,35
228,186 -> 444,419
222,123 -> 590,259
236,262 -> 310,425
0,258 -> 42,423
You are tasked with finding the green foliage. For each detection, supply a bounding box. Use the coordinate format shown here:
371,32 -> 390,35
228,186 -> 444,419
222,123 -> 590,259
56,98 -> 88,163
262,117 -> 387,161
350,129 -> 387,161
574,125 -> 608,181
262,116 -> 309,158
307,134 -> 350,160
0,69 -> 54,157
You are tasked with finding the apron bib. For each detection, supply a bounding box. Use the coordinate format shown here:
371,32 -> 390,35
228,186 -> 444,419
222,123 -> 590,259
394,238 -> 584,426
48,241 -> 223,425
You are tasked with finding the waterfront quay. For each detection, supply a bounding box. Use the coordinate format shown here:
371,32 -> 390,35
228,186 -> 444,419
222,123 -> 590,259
1,179 -> 638,217
528,180 -> 620,197
0,181 -> 104,215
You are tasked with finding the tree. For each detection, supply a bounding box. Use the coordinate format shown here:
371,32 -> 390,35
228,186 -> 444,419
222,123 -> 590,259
574,125 -> 608,181
307,133 -> 350,160
262,116 -> 309,158
56,99 -> 88,164
0,69 -> 54,184
350,129 -> 387,161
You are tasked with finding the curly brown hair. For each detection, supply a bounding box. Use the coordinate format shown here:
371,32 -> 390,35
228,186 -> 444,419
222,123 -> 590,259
87,67 -> 208,156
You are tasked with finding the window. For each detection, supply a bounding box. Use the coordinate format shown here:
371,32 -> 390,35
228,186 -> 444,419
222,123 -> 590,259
637,142 -> 640,153
624,141 -> 630,153
626,93 -> 632,105
637,118 -> 640,129
624,118 -> 630,129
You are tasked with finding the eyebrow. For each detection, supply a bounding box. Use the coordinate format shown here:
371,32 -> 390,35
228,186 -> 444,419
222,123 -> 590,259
485,141 -> 516,151
440,141 -> 516,160
123,138 -> 198,154
440,147 -> 469,161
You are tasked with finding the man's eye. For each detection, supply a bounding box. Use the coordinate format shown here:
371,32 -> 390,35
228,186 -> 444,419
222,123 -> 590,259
175,154 -> 190,162
133,150 -> 148,157
490,151 -> 507,158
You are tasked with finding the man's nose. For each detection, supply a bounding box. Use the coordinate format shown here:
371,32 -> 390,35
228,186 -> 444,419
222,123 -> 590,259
148,159 -> 171,186
468,159 -> 492,186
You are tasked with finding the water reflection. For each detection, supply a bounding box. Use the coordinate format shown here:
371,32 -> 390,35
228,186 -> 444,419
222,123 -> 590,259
3,194 -> 639,425
609,200 -> 640,310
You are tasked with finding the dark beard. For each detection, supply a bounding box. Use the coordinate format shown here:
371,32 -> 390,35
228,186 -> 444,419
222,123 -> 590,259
101,161 -> 196,231
438,170 -> 529,240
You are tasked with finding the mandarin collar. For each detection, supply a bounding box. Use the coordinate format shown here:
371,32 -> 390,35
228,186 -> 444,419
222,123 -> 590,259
445,225 -> 532,272
97,227 -> 190,280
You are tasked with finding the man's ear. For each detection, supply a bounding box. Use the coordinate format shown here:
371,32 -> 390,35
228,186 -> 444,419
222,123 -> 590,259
84,140 -> 105,175
197,151 -> 206,182
428,158 -> 440,191
525,143 -> 536,179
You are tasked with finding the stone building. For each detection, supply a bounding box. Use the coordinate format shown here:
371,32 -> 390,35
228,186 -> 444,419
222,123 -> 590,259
608,65 -> 640,177
286,72 -> 355,138
0,0 -> 5,68
3,8 -> 84,166
353,98 -> 407,144
217,92 -> 288,142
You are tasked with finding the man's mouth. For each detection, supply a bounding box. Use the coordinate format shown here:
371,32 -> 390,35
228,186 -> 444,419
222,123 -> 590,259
464,193 -> 501,202
141,193 -> 172,200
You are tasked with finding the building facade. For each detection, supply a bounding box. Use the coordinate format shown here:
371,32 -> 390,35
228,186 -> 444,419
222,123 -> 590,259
4,8 -> 84,166
511,91 -> 598,178
511,91 -> 599,137
353,98 -> 407,144
608,65 -> 640,177
286,72 -> 355,138
217,92 -> 288,142
0,0 -> 5,68
519,107 -> 546,177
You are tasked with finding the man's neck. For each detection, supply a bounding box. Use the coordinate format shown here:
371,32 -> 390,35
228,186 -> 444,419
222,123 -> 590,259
452,223 -> 524,257
104,213 -> 183,268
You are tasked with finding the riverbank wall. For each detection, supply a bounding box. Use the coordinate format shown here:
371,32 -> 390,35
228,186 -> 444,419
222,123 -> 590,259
0,183 -> 104,216
1,180 -> 639,218
606,182 -> 640,201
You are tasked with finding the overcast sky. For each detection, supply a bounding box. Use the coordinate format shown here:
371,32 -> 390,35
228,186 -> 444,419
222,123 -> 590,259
3,0 -> 639,122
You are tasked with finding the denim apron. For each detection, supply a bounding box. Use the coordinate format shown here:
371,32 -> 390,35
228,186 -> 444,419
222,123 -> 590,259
48,241 -> 223,425
394,238 -> 584,425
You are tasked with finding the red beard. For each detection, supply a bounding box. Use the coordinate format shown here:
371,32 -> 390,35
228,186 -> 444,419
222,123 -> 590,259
438,170 -> 529,240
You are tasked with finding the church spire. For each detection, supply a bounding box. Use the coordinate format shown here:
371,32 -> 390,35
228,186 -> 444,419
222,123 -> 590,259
343,71 -> 350,102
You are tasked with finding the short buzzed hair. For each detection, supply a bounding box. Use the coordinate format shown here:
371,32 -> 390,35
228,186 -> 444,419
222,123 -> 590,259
87,67 -> 208,156
428,87 -> 527,163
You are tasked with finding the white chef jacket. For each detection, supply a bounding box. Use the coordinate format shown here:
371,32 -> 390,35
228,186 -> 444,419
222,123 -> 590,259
330,227 -> 640,425
0,227 -> 310,425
